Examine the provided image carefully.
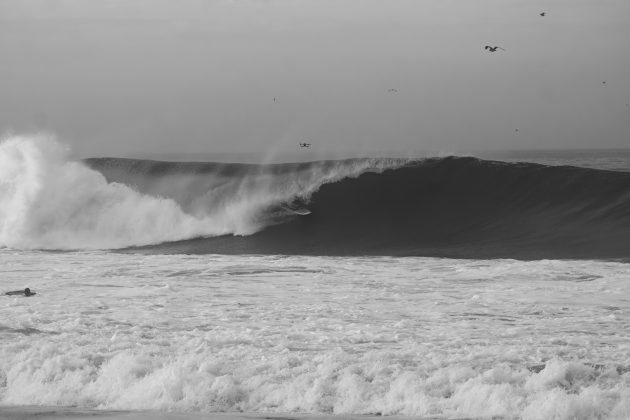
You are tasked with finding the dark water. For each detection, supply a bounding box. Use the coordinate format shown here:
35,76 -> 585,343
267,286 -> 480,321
479,149 -> 630,172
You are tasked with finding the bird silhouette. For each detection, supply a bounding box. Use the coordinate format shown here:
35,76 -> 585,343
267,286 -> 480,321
484,46 -> 505,52
388,88 -> 398,93
540,12 -> 546,16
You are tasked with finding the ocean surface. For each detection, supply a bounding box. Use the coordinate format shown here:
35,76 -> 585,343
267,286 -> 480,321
1,136 -> 630,419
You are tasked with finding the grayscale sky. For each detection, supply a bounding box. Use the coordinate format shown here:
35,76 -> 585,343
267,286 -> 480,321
1,0 -> 629,159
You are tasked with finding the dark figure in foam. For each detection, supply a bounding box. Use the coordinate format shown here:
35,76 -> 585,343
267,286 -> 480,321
5,287 -> 36,297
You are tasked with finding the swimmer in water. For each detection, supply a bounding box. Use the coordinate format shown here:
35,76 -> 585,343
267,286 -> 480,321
5,287 -> 36,297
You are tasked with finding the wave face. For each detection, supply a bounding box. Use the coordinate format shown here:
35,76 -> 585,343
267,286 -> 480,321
109,154 -> 630,260
2,135 -> 630,258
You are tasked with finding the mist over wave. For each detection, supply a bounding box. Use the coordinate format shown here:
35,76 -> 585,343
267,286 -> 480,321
0,135 -> 402,250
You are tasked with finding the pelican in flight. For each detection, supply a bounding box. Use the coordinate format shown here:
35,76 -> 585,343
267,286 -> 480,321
484,46 -> 505,52
299,143 -> 311,148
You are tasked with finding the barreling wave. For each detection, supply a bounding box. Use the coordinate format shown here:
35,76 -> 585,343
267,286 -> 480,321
2,135 -> 630,259
0,135 -> 404,250
123,153 -> 630,260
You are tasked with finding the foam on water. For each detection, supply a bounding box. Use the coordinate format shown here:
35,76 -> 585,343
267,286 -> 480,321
1,250 -> 629,419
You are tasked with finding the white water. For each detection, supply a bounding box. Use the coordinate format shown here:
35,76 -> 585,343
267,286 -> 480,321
1,250 -> 629,419
0,135 -> 403,250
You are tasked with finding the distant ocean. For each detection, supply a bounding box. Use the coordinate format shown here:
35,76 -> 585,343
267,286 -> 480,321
1,136 -> 629,419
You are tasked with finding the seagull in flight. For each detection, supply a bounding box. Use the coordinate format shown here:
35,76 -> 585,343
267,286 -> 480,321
484,46 -> 505,52
299,143 -> 310,148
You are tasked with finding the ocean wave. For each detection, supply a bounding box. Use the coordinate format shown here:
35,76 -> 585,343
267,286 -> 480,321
117,153 -> 630,260
2,135 -> 630,258
0,135 -> 403,250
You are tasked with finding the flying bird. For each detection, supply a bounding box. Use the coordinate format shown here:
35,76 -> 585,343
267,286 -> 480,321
484,46 -> 505,52
540,12 -> 546,16
388,88 -> 398,93
299,143 -> 311,148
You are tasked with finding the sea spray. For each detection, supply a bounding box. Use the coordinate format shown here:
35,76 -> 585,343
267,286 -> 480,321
0,135 -> 404,250
0,135 -> 227,249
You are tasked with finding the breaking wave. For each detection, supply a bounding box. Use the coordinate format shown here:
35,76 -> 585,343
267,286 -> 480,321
0,135 -> 402,250
2,134 -> 630,258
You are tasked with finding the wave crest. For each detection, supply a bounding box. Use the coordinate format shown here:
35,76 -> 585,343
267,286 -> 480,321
0,135 -> 403,250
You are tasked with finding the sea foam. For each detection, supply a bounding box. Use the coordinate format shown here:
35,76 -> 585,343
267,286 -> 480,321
1,252 -> 629,419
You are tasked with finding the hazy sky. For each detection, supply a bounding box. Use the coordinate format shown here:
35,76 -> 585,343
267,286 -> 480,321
1,0 -> 629,159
